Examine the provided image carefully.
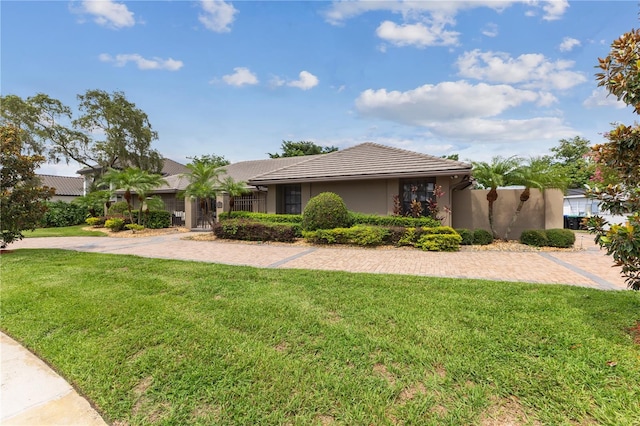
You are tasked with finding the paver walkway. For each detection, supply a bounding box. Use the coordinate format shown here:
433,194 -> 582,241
0,231 -> 630,425
8,231 -> 628,290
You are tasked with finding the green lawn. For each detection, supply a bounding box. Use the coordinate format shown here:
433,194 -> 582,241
2,249 -> 639,425
22,225 -> 107,238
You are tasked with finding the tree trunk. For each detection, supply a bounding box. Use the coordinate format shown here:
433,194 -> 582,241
487,188 -> 499,239
504,188 -> 530,240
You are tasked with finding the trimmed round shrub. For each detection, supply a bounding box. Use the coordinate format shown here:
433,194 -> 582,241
108,201 -> 129,215
546,228 -> 576,248
473,229 -> 493,245
86,217 -> 105,227
455,228 -> 474,245
520,229 -> 549,247
104,217 -> 125,232
302,192 -> 352,231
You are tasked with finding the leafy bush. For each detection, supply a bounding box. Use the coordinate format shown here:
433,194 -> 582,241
40,201 -> 88,227
213,219 -> 298,242
108,201 -> 129,215
545,228 -> 576,248
302,192 -> 352,231
125,224 -> 145,232
415,233 -> 462,251
520,229 -> 549,247
303,225 -> 388,246
105,217 -> 125,232
86,217 -> 105,227
455,228 -> 474,245
131,211 -> 171,229
473,229 -> 494,245
228,211 -> 303,224
350,213 -> 440,228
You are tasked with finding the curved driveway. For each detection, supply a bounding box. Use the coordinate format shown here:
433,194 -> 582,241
9,231 -> 628,291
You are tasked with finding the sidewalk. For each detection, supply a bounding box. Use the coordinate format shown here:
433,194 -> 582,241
0,232 -> 629,425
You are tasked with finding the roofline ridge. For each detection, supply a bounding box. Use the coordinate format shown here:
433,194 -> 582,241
251,153 -> 326,180
356,141 -> 471,167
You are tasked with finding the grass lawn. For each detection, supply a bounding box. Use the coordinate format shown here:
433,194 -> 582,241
22,225 -> 107,238
2,249 -> 639,425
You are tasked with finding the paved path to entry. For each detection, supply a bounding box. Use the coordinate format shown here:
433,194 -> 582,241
9,231 -> 628,291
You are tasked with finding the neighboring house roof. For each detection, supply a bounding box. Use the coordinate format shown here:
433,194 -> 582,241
248,142 -> 472,185
149,174 -> 191,194
218,156 -> 316,184
77,158 -> 188,177
37,174 -> 84,196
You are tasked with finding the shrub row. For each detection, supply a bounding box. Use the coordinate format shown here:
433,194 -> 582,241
520,228 -> 575,248
40,201 -> 88,228
454,228 -> 494,246
86,210 -> 171,230
213,219 -> 298,242
303,225 -> 462,251
350,212 -> 441,228
228,211 -> 303,224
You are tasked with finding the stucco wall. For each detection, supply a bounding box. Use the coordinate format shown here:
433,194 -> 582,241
308,179 -> 394,216
452,188 -> 563,240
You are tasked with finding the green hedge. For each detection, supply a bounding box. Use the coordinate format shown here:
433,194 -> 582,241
40,201 -> 88,228
520,229 -> 549,247
213,219 -> 298,242
228,211 -> 303,224
131,211 -> 171,229
473,229 -> 494,245
416,233 -> 462,251
455,228 -> 474,245
350,212 -> 441,228
302,225 -> 389,246
521,229 -> 575,248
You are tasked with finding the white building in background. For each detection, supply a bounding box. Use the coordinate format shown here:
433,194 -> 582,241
563,189 -> 630,226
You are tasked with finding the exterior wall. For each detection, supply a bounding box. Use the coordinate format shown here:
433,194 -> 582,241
309,179 -> 391,215
452,188 -> 563,240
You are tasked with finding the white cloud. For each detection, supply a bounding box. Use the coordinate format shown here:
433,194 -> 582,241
427,117 -> 575,141
559,37 -> 580,52
99,53 -> 183,71
199,0 -> 238,33
376,20 -> 459,47
481,23 -> 498,38
356,81 -> 542,125
287,71 -> 319,90
456,50 -> 586,90
222,67 -> 258,86
540,0 -> 569,21
79,0 -> 135,29
583,89 -> 627,109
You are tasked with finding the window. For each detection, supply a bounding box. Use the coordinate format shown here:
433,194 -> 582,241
282,184 -> 301,214
401,179 -> 435,215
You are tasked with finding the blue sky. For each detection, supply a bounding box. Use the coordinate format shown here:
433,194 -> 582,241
2,0 -> 637,176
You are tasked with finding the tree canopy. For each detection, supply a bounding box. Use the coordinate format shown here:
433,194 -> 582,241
268,141 -> 338,158
586,27 -> 640,290
546,136 -> 595,189
186,154 -> 230,169
1,125 -> 55,245
0,90 -> 163,174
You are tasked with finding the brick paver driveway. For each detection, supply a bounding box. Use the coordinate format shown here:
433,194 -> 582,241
9,231 -> 628,291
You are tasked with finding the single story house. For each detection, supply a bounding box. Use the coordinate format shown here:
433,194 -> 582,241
37,174 -> 84,202
563,188 -> 629,227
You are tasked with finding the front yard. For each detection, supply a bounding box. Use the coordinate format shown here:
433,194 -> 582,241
2,249 -> 639,425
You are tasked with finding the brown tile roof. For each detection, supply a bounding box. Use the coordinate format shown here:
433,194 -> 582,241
38,175 -> 84,196
76,158 -> 188,176
248,142 -> 472,184
218,156 -> 317,183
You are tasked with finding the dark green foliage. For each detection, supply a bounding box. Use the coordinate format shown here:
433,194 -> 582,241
350,212 -> 440,228
302,226 -> 389,246
416,233 -> 462,251
302,192 -> 352,231
131,210 -> 171,229
40,201 -> 88,227
520,229 -> 549,247
228,211 -> 303,224
473,229 -> 494,245
455,228 -> 474,245
545,228 -> 576,248
383,226 -> 407,245
213,219 -> 298,242
108,201 -> 129,215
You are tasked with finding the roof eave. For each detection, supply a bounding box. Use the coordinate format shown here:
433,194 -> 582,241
249,169 -> 472,185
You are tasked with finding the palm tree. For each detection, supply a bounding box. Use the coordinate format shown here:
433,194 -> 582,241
503,157 -> 568,240
216,176 -> 250,218
180,161 -> 225,229
472,156 -> 522,239
101,168 -> 167,224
